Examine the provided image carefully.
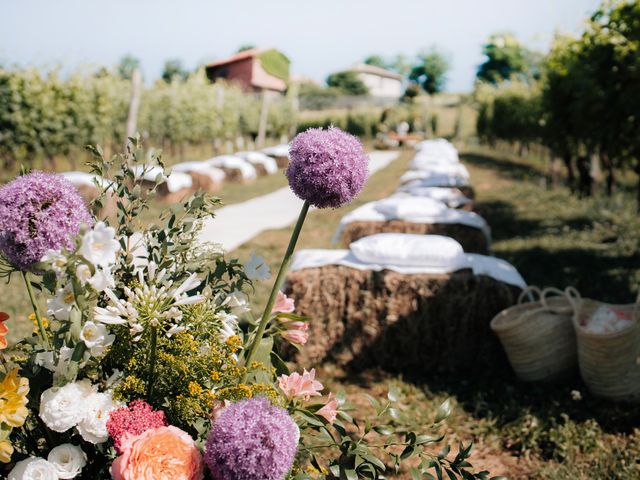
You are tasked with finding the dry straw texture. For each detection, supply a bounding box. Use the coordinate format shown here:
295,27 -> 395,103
284,265 -> 520,373
491,288 -> 577,382
340,220 -> 490,254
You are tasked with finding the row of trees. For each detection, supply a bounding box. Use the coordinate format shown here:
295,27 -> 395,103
475,0 -> 640,204
0,67 -> 296,169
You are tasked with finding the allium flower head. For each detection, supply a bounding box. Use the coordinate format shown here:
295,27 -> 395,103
0,171 -> 92,270
107,400 -> 168,453
205,397 -> 299,480
286,127 -> 368,208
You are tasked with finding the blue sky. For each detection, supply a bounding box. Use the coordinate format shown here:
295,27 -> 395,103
2,0 -> 601,92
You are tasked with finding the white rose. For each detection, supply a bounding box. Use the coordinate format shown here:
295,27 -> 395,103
87,268 -> 115,291
223,290 -> 250,315
80,321 -> 114,357
80,221 -> 120,267
39,381 -> 96,432
8,457 -> 59,480
76,392 -> 122,444
47,444 -> 86,479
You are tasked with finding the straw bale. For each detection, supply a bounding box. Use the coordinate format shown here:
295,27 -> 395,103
283,265 -> 520,373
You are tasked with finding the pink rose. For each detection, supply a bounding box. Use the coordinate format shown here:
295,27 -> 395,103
278,369 -> 323,401
281,321 -> 309,346
317,393 -> 339,423
111,426 -> 204,480
272,291 -> 295,314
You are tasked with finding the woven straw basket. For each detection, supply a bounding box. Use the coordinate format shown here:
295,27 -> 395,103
570,292 -> 640,402
491,286 -> 577,382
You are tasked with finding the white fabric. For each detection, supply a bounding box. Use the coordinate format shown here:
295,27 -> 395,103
235,151 -> 279,174
414,139 -> 459,162
261,144 -> 289,158
206,155 -> 257,180
584,305 -> 634,334
172,161 -> 226,183
61,171 -> 110,189
132,165 -> 193,193
199,150 -> 400,252
398,175 -> 470,189
392,188 -> 472,209
401,165 -> 470,184
333,197 -> 490,243
350,233 -> 468,269
410,154 -> 460,170
465,254 -> 527,289
289,245 -> 527,289
406,162 -> 469,178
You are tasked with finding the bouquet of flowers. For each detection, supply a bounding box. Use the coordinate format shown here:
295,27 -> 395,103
0,129 -> 496,479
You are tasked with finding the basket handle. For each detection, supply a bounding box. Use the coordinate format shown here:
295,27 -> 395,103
517,285 -> 542,305
540,286 -> 581,314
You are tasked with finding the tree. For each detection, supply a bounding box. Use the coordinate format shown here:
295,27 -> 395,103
117,54 -> 141,80
326,71 -> 369,95
409,47 -> 449,94
476,33 -> 530,83
364,55 -> 388,69
236,44 -> 256,53
161,59 -> 189,83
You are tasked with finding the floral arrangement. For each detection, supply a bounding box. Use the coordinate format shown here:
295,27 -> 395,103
0,129 -> 496,479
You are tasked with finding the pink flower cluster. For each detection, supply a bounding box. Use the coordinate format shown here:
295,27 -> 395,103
106,400 -> 167,453
272,291 -> 295,314
278,369 -> 339,423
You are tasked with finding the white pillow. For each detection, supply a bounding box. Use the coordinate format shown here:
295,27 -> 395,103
349,233 -> 467,268
374,197 -> 448,219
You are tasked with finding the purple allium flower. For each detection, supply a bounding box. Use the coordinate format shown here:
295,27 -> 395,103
0,171 -> 92,270
205,397 -> 299,480
286,127 -> 368,208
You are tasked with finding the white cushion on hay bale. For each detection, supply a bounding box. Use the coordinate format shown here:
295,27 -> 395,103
414,138 -> 459,159
235,151 -> 279,175
398,175 -> 474,199
260,144 -> 290,168
61,171 -> 116,216
206,155 -> 257,183
133,165 -> 194,203
284,234 -> 526,372
172,161 -> 226,193
333,196 -> 491,253
410,154 -> 461,170
400,164 -> 470,183
392,188 -> 473,210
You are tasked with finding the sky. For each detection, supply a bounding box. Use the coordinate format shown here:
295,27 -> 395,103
2,0 -> 602,92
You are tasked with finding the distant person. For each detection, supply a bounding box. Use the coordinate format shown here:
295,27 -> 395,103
577,155 -> 592,198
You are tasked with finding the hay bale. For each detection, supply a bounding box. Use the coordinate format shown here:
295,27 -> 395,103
272,155 -> 289,168
74,184 -> 117,218
253,163 -> 269,176
284,266 -> 520,373
155,182 -> 193,204
188,171 -> 222,193
459,186 -> 475,199
341,220 -> 489,254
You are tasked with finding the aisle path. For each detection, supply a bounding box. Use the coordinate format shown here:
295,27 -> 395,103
199,150 -> 399,252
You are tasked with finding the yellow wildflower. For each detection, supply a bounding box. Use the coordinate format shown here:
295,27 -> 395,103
0,439 -> 13,463
0,369 -> 29,428
225,335 -> 242,353
28,313 -> 48,333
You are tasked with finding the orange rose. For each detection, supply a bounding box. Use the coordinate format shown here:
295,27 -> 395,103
0,312 -> 9,350
111,426 -> 204,480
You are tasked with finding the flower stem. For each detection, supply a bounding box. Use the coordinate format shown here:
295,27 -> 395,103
146,326 -> 158,399
242,200 -> 310,381
22,272 -> 50,349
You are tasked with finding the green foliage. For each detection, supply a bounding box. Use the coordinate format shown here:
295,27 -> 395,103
410,47 -> 450,94
476,33 -> 533,84
161,58 -> 189,83
257,49 -> 291,83
117,54 -> 140,80
363,55 -> 387,68
326,71 -> 369,96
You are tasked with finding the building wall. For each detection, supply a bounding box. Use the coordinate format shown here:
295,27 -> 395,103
356,73 -> 403,98
207,57 -> 254,91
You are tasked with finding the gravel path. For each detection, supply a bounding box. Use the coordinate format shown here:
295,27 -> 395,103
199,150 -> 399,252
